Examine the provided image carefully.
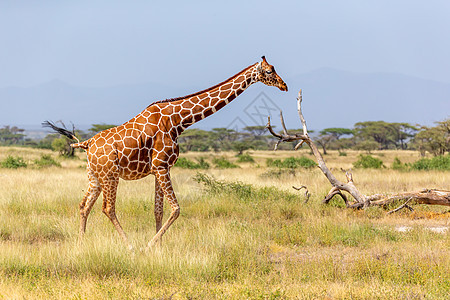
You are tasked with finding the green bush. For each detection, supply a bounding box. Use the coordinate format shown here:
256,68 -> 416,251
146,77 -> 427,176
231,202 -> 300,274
194,173 -> 297,202
1,156 -> 27,169
266,156 -> 316,169
338,151 -> 347,156
34,154 -> 61,168
174,157 -> 209,169
51,137 -> 74,157
259,168 -> 296,179
410,155 -> 450,171
391,157 -> 407,171
236,153 -> 255,163
213,157 -> 239,169
353,154 -> 384,169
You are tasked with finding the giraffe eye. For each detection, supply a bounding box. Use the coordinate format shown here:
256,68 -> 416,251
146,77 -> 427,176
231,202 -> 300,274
265,70 -> 272,74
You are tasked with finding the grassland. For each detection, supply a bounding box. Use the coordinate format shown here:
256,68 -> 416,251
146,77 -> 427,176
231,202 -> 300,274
0,147 -> 448,299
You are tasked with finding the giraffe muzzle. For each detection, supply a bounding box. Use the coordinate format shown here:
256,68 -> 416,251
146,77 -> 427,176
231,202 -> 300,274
279,82 -> 288,92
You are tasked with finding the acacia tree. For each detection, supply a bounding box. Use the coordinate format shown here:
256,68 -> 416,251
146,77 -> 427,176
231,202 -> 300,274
178,129 -> 213,152
0,126 -> 25,145
315,127 -> 353,154
242,125 -> 267,136
413,119 -> 449,156
353,121 -> 395,150
353,121 -> 417,150
390,122 -> 418,149
89,124 -> 117,135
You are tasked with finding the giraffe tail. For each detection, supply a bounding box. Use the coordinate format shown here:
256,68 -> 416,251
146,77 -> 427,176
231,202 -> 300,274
42,121 -> 88,149
70,140 -> 89,149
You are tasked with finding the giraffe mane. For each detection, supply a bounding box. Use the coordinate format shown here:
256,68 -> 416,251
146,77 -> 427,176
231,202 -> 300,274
147,63 -> 256,107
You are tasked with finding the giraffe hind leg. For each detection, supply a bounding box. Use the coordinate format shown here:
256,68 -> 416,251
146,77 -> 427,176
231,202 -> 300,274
79,171 -> 102,242
101,176 -> 133,251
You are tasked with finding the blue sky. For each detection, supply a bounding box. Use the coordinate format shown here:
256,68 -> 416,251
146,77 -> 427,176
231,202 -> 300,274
1,0 -> 450,89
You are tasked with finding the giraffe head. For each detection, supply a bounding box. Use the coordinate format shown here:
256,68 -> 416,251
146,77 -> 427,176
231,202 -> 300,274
256,56 -> 288,92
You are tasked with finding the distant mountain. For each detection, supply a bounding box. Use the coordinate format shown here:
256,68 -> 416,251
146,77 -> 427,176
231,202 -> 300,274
0,69 -> 449,138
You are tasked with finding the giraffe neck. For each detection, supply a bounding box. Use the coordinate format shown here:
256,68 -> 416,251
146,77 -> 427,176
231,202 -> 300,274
176,63 -> 260,129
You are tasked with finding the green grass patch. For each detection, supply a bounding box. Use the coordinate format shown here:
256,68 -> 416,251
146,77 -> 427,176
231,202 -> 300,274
410,154 -> 450,170
259,168 -> 296,179
212,157 -> 239,169
174,157 -> 209,169
33,154 -> 61,168
353,154 -> 384,169
266,156 -> 316,169
391,157 -> 407,170
194,172 -> 297,203
0,155 -> 27,169
236,153 -> 255,163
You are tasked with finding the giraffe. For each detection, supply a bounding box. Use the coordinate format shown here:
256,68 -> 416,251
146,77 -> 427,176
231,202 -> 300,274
44,56 -> 288,250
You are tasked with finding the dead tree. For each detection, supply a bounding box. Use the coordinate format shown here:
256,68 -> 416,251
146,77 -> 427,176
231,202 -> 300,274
266,90 -> 450,210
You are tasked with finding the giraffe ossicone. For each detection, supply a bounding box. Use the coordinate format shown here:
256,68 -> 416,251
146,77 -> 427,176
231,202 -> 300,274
44,56 -> 288,250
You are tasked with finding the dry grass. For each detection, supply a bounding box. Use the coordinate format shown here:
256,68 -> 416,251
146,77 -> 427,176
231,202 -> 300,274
0,147 -> 448,299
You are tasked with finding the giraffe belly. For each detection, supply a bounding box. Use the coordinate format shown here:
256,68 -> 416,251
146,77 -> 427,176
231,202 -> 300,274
117,150 -> 152,180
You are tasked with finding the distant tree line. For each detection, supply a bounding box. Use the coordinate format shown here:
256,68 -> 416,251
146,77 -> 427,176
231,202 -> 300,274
0,123 -> 115,157
0,119 -> 448,157
178,120 -> 449,156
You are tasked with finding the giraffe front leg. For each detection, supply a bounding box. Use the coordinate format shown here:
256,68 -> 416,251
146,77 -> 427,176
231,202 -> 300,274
154,179 -> 164,233
147,168 -> 180,249
101,176 -> 133,251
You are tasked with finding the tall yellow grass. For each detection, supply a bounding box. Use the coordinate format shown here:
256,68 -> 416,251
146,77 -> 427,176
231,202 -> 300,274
0,147 -> 448,299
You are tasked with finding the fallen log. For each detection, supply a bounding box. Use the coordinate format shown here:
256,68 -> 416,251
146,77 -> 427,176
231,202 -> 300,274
368,189 -> 450,207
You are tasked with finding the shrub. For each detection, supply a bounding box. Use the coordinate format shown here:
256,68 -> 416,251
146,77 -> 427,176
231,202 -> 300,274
236,153 -> 255,163
34,154 -> 61,168
213,157 -> 239,169
195,157 -> 210,169
410,155 -> 450,171
1,156 -> 27,169
266,156 -> 316,169
259,168 -> 296,179
391,157 -> 407,171
194,173 -> 297,202
174,157 -> 209,169
51,137 -> 75,157
353,154 -> 384,169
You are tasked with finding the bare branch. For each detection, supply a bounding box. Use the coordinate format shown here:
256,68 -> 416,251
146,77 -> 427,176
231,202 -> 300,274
280,111 -> 289,136
266,116 -> 282,139
296,89 -> 308,136
387,197 -> 414,214
274,140 -> 281,151
294,140 -> 305,150
322,187 -> 349,206
292,185 -> 311,203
